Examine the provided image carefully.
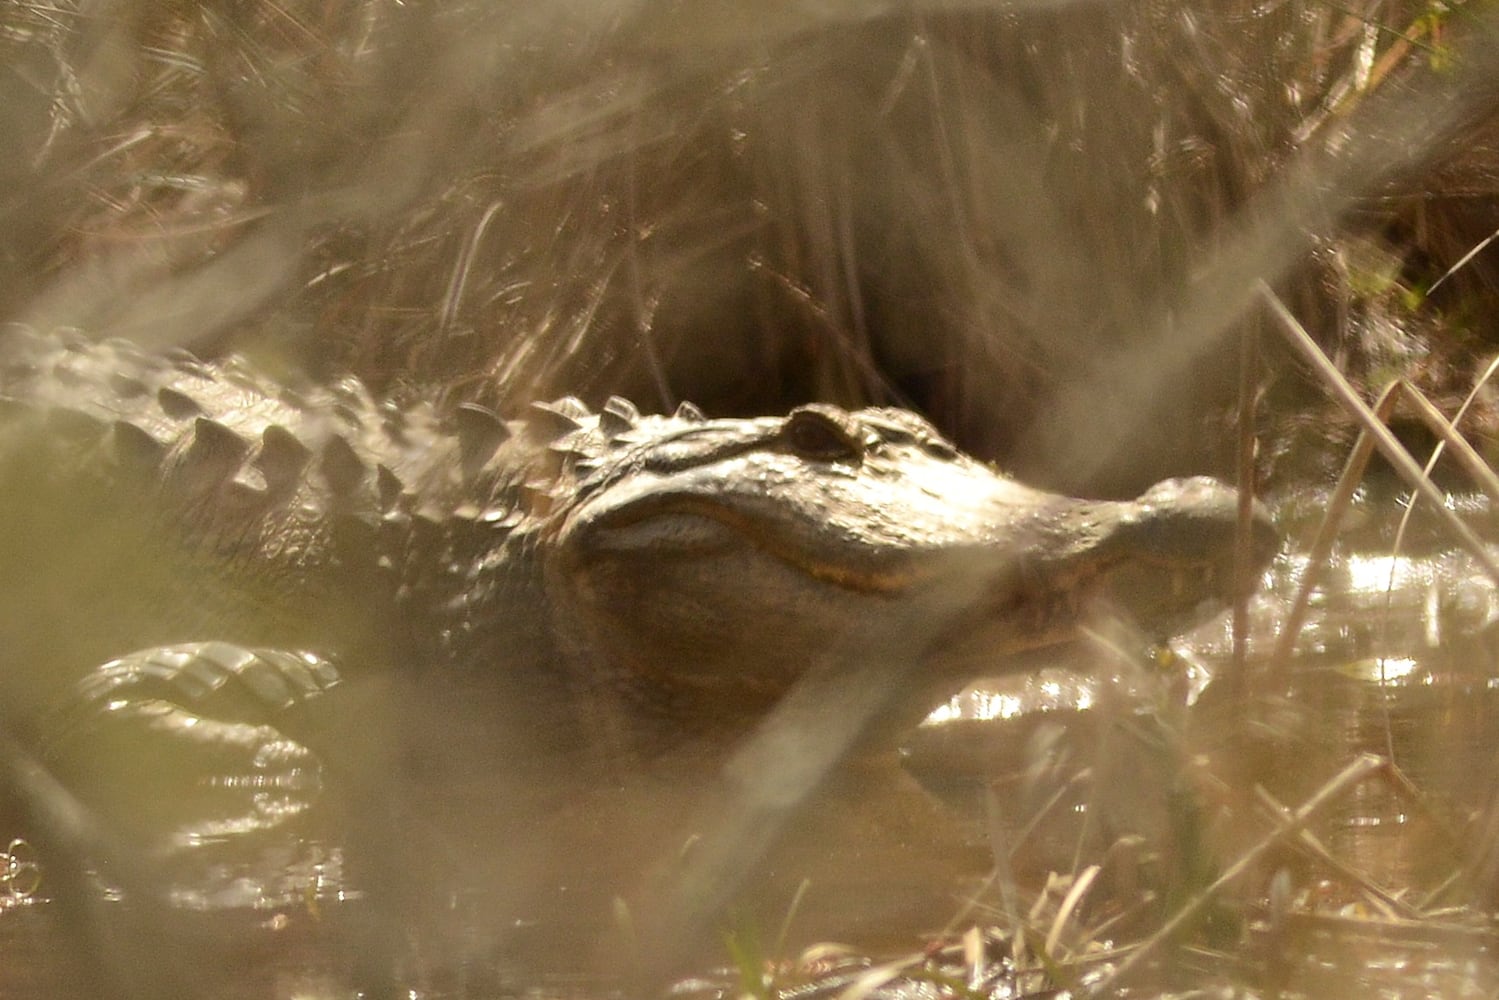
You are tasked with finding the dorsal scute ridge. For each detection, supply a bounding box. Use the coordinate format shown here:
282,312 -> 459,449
545,396 -> 591,421
602,395 -> 639,424
598,407 -> 633,438
258,425 -> 313,490
158,386 -> 205,419
547,426 -> 596,458
527,398 -> 587,439
186,417 -> 250,467
319,433 -> 368,496
375,465 -> 404,513
453,402 -> 511,479
0,327 -> 746,546
107,420 -> 168,470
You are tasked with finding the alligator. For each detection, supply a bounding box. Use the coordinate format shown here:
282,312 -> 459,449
0,324 -> 1276,988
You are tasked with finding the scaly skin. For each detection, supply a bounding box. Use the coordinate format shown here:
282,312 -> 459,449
0,324 -> 1276,982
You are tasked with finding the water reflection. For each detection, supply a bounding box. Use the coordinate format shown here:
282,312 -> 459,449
1338,657 -> 1420,685
1168,545 -> 1499,671
925,672 -> 1097,725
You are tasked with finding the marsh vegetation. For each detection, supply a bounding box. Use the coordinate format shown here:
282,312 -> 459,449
5,1 -> 1499,997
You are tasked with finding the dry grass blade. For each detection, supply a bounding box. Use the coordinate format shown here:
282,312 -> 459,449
1267,381 -> 1394,676
1258,283 -> 1499,587
1268,363 -> 1499,678
771,878 -> 813,968
1089,753 -> 1385,994
1427,226 -> 1499,296
1042,863 -> 1099,959
1393,379 -> 1499,504
1252,785 -> 1414,921
1383,368 -> 1499,611
834,954 -> 925,1000
1228,321 -> 1262,695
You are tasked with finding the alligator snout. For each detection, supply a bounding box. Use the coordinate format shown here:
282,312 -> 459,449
1113,476 -> 1279,568
1028,475 -> 1278,648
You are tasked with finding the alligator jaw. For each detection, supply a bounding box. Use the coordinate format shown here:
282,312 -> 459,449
936,476 -> 1278,672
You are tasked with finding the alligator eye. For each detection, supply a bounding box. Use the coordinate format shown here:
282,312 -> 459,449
784,406 -> 863,461
923,436 -> 959,460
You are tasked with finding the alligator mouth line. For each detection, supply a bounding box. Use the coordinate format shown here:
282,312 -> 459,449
971,557 -> 1233,658
593,494 -> 1241,635
592,495 -> 929,595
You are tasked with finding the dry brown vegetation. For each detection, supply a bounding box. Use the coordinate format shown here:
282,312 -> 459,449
7,1 -> 1499,997
6,0 -> 1498,491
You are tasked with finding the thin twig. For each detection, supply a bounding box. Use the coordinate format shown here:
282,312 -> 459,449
1230,318 -> 1262,695
1427,226 -> 1499,296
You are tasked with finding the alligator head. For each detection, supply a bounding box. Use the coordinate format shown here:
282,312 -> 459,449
516,399 -> 1277,758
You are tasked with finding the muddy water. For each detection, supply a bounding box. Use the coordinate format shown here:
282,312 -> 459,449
5,524 -> 1499,997
902,526 -> 1499,998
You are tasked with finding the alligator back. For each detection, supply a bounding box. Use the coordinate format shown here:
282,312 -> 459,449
0,327 -> 539,726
